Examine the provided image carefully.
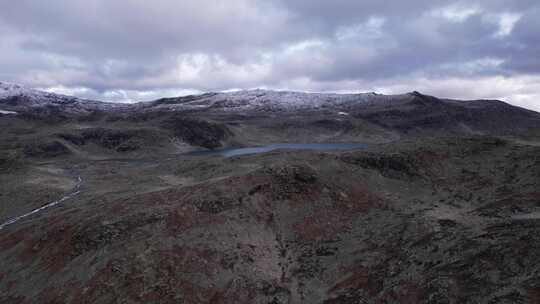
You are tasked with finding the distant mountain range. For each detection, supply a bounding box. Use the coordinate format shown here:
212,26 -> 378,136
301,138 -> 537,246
1,81 -> 539,144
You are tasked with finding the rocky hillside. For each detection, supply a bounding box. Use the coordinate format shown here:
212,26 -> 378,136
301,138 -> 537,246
1,136 -> 540,303
2,81 -> 540,303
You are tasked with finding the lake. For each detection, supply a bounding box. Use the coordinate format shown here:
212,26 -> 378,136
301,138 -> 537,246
188,143 -> 367,158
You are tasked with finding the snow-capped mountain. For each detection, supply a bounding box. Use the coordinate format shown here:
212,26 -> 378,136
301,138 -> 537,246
1,81 -> 539,137
152,89 -> 414,112
0,81 -> 422,115
0,82 -> 129,114
0,82 -> 81,106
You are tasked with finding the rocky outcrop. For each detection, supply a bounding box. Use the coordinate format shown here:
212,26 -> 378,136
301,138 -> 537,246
57,128 -> 155,152
23,141 -> 71,158
161,118 -> 232,149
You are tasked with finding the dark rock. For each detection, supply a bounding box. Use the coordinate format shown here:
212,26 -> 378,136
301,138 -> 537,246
161,117 -> 231,149
81,128 -> 135,149
340,152 -> 419,179
153,93 -> 218,105
194,198 -> 239,214
23,141 -> 71,158
57,128 -> 149,152
57,133 -> 86,146
438,219 -> 457,228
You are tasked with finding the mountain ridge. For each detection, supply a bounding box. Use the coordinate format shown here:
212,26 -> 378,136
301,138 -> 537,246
1,80 -> 539,148
2,81 -> 537,114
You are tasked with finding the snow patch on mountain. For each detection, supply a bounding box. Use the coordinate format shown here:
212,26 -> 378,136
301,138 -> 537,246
0,82 -> 446,114
0,109 -> 17,115
153,89 -> 412,112
0,81 -> 83,106
0,82 -> 129,111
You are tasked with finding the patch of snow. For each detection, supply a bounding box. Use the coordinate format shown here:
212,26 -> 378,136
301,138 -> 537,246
338,111 -> 349,116
0,109 -> 17,115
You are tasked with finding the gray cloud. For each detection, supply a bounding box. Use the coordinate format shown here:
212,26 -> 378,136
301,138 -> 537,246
0,0 -> 539,110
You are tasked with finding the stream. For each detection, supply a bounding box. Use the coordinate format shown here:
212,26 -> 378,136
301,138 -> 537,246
0,176 -> 83,230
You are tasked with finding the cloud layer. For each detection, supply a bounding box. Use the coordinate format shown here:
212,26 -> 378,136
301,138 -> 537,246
0,0 -> 539,110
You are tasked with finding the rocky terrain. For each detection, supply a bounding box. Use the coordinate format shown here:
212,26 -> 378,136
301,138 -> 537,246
1,82 -> 540,303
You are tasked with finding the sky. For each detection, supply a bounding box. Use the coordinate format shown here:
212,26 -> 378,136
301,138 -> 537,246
0,0 -> 539,111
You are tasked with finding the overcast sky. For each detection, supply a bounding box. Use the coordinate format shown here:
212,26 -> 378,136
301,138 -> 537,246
0,0 -> 539,110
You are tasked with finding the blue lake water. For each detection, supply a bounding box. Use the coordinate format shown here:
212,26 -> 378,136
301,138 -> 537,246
188,143 -> 367,158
